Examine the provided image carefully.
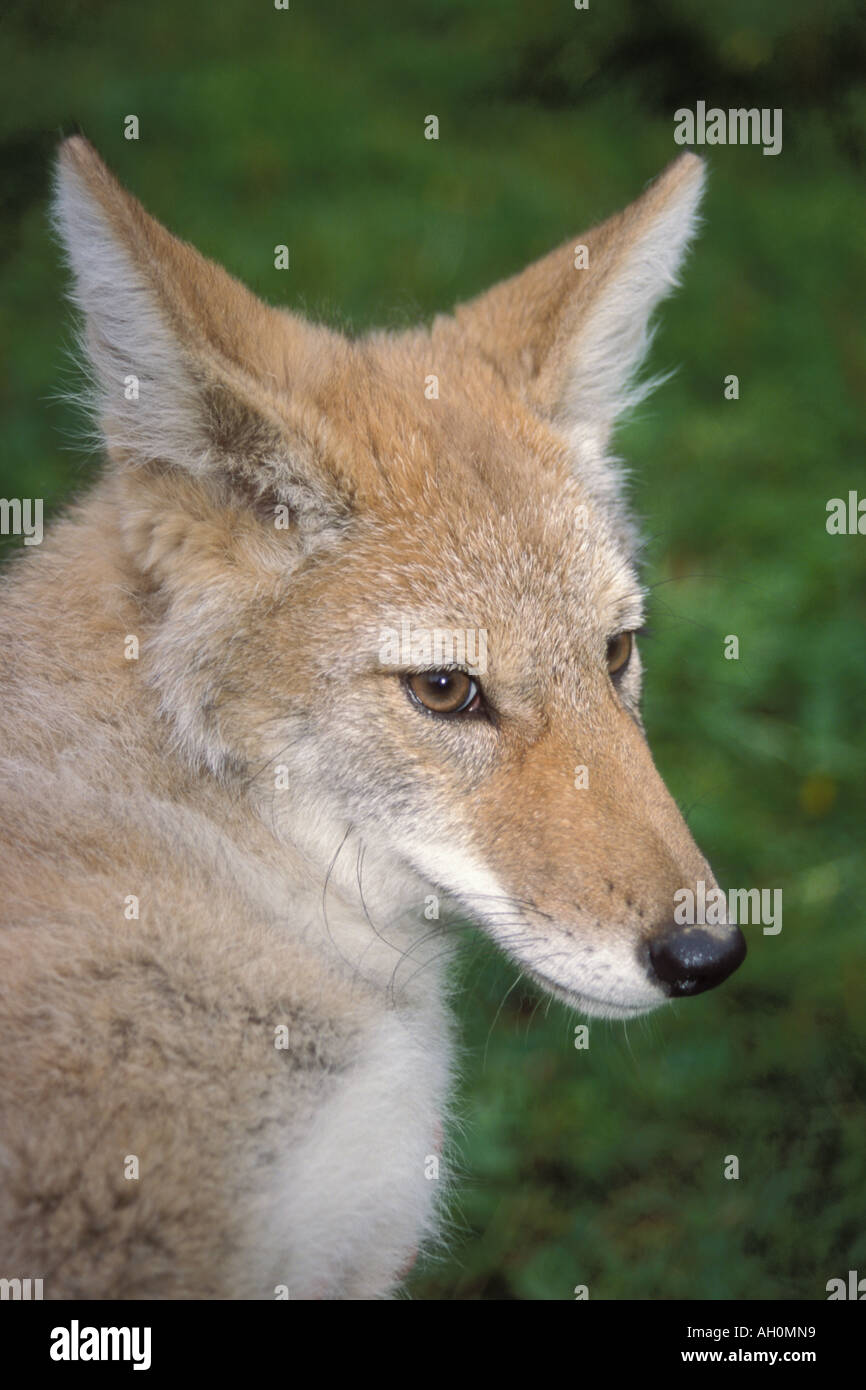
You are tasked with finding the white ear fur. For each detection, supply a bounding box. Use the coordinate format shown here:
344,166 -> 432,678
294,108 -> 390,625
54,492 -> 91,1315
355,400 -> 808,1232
52,141 -> 349,539
53,150 -> 218,475
560,155 -> 706,456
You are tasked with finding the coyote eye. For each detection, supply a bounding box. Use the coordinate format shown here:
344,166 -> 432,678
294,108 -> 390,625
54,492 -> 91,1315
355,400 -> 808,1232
405,670 -> 481,716
606,631 -> 633,677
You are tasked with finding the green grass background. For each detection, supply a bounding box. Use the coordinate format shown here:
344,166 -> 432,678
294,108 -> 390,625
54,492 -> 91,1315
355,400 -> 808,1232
1,0 -> 864,1299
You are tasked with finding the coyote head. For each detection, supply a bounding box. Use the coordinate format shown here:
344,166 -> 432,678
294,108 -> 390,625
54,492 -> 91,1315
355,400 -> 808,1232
54,139 -> 745,1019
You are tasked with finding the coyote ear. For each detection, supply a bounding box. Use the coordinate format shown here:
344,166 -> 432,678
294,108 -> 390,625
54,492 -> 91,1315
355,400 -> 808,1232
453,154 -> 705,455
53,137 -> 347,531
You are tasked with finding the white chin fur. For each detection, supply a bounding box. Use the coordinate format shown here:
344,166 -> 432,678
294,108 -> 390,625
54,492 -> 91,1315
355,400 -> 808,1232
522,966 -> 666,1021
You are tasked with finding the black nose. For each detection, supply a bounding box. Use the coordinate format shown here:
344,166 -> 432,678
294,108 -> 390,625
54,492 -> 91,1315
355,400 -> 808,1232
648,924 -> 746,997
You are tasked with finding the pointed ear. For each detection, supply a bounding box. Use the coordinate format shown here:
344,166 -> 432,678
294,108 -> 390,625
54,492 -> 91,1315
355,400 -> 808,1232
452,154 -> 705,455
53,137 -> 349,532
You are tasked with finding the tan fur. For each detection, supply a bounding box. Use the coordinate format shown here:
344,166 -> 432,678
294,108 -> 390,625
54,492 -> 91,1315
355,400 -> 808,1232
0,140 -> 741,1299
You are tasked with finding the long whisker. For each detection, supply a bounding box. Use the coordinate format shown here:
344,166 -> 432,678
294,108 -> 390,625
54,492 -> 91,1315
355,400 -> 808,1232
483,971 -> 527,1073
319,824 -> 359,983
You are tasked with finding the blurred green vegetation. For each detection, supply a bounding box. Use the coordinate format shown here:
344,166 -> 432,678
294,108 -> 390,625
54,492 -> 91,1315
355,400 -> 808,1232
1,0 -> 864,1299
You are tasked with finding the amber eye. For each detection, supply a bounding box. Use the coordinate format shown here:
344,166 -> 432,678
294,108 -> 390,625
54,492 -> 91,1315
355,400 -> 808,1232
606,631 -> 633,677
406,670 -> 481,716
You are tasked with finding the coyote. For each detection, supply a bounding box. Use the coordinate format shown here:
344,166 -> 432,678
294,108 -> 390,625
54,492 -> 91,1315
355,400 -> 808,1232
0,140 -> 745,1299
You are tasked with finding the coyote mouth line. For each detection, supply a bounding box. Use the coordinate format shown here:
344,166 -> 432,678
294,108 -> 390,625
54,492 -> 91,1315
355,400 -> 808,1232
521,964 -> 657,1020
